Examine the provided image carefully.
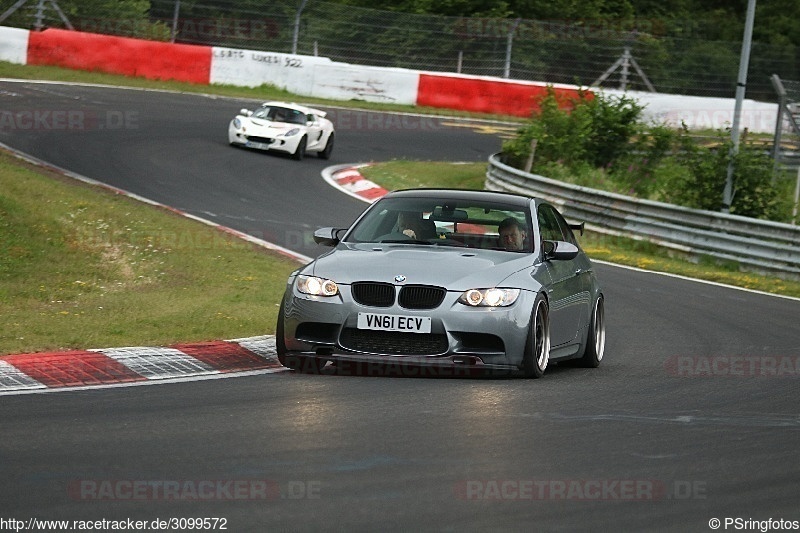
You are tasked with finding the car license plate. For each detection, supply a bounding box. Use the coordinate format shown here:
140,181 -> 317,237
246,141 -> 270,150
357,313 -> 431,334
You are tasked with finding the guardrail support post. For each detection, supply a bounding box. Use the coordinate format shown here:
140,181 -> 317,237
524,139 -> 538,174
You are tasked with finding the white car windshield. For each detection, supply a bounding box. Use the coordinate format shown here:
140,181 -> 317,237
252,106 -> 307,125
345,197 -> 534,253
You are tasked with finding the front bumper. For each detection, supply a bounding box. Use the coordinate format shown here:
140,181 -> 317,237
228,122 -> 301,154
281,282 -> 536,374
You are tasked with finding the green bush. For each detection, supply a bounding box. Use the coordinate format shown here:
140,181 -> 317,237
502,87 -> 644,170
609,123 -> 685,198
583,92 -> 643,168
501,87 -> 591,168
502,89 -> 789,221
666,131 -> 784,219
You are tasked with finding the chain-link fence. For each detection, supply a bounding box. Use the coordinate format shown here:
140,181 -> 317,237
2,0 -> 798,101
771,76 -> 800,173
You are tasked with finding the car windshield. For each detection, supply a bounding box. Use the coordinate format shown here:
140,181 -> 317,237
252,106 -> 307,125
344,196 -> 534,253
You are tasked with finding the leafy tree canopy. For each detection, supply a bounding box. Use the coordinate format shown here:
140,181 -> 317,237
332,0 -> 800,46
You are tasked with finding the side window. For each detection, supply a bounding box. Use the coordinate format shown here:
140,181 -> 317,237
552,209 -> 578,245
537,205 -> 566,242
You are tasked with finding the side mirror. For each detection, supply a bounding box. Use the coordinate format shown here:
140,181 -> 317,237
313,227 -> 347,246
543,240 -> 579,261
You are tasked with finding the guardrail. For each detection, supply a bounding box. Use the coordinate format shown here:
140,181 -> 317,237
485,153 -> 800,280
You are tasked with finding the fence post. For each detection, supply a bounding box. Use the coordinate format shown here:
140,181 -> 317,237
503,18 -> 521,79
723,0 -> 757,213
292,0 -> 308,55
794,166 -> 800,224
34,0 -> 45,30
770,75 -> 787,182
170,0 -> 181,43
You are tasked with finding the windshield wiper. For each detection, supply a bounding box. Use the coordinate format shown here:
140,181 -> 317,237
379,239 -> 434,245
431,239 -> 468,247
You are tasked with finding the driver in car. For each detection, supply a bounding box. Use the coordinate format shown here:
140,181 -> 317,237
498,217 -> 528,251
396,211 -> 424,239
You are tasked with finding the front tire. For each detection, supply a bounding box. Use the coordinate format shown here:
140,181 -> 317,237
577,295 -> 605,368
318,133 -> 334,159
522,294 -> 550,378
276,297 -> 295,369
276,296 -> 326,373
292,136 -> 307,160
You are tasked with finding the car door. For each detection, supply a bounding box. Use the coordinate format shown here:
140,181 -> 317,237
537,204 -> 586,347
304,113 -> 325,150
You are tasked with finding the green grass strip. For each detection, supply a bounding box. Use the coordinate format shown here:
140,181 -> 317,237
0,150 -> 299,355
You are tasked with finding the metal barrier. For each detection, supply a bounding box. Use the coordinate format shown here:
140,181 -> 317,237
485,153 -> 800,280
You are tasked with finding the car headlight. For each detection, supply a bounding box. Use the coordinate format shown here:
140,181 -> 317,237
232,118 -> 242,129
296,275 -> 339,297
458,288 -> 520,307
284,128 -> 300,137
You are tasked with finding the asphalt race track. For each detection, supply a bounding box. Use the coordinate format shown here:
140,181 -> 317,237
0,81 -> 498,258
1,81 -> 800,532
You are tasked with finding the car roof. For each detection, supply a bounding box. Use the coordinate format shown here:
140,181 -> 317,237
383,188 -> 537,208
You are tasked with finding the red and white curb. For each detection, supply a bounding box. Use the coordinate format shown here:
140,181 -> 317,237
323,164 -> 387,204
0,336 -> 284,395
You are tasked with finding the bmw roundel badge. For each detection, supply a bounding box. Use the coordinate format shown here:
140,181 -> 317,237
394,275 -> 407,283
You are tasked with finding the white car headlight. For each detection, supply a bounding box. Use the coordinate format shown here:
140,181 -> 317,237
284,128 -> 300,137
458,288 -> 520,307
297,275 -> 339,297
232,118 -> 242,129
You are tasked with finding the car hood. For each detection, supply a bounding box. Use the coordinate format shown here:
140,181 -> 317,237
307,243 -> 533,290
243,117 -> 298,133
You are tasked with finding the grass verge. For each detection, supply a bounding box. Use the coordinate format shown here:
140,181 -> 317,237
0,149 -> 300,356
359,160 -> 800,298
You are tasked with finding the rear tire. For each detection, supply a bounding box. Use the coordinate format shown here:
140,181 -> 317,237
292,136 -> 307,160
577,295 -> 605,368
318,133 -> 334,159
522,294 -> 550,378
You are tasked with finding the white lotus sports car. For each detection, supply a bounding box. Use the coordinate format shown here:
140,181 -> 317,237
228,101 -> 335,160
